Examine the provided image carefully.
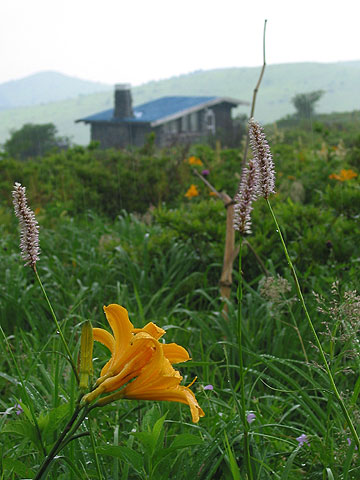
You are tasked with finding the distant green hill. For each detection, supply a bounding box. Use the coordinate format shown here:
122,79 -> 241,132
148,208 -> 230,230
1,61 -> 360,146
0,71 -> 111,109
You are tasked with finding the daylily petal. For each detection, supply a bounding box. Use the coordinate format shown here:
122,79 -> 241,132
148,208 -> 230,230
93,328 -> 115,353
93,328 -> 115,376
99,333 -> 159,392
124,384 -> 204,423
162,343 -> 190,363
122,349 -> 204,423
103,304 -> 134,352
132,322 -> 166,339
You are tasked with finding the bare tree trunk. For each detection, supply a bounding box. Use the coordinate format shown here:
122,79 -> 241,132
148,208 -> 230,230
219,194 -> 238,316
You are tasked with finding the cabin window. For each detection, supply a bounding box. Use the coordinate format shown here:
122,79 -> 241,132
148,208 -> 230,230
181,115 -> 189,132
164,120 -> 178,134
189,112 -> 199,132
205,109 -> 215,134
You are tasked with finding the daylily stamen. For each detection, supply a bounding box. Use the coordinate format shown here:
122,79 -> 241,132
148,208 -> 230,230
187,376 -> 197,388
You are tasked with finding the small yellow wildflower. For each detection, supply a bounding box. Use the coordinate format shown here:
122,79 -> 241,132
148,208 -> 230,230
188,156 -> 203,166
329,169 -> 358,181
185,184 -> 199,198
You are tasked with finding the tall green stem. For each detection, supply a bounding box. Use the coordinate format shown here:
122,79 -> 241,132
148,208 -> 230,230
237,239 -> 253,480
267,199 -> 360,451
88,416 -> 103,479
34,268 -> 79,384
34,403 -> 85,480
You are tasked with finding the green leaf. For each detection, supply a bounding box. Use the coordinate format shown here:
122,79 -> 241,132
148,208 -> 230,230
0,372 -> 20,386
133,412 -> 167,457
37,412 -> 50,432
96,445 -> 143,473
343,440 -> 356,480
325,468 -> 335,480
140,405 -> 159,431
2,457 -> 35,478
19,402 -> 33,424
351,374 -> 360,405
1,419 -> 40,448
39,402 -> 71,439
154,433 -> 203,465
280,445 -> 302,480
132,431 -> 156,456
151,413 -> 167,448
170,433 -> 203,450
224,432 -> 241,480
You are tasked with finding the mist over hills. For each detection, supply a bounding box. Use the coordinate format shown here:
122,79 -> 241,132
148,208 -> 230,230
1,61 -> 359,146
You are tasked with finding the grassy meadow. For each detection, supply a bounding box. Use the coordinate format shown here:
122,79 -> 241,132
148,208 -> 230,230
0,116 -> 359,479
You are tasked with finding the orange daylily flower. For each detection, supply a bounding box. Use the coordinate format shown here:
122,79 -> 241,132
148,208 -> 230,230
188,156 -> 203,166
329,169 -> 358,181
185,184 -> 199,198
82,304 -> 204,423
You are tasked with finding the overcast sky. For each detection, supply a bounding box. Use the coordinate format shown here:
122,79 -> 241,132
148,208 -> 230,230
1,0 -> 359,86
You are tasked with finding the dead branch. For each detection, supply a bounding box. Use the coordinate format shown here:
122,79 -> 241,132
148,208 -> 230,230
191,21 -> 268,317
241,19 -> 268,169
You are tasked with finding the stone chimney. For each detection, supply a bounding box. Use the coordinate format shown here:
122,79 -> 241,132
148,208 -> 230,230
114,83 -> 133,118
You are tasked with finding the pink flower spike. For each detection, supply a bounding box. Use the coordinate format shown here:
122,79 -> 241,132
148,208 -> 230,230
248,118 -> 276,199
12,183 -> 40,269
233,157 -> 259,235
204,384 -> 214,391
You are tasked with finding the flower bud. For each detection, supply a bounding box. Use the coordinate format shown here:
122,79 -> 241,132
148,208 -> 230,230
79,320 -> 93,390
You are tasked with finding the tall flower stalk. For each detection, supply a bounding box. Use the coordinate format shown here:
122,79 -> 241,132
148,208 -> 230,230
248,119 -> 360,451
12,183 -> 79,383
233,157 -> 259,480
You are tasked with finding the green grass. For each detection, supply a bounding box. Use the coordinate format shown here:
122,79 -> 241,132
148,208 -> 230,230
1,122 -> 359,478
1,208 -> 359,478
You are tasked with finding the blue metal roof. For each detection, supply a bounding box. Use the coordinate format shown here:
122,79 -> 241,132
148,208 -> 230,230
77,96 -> 218,124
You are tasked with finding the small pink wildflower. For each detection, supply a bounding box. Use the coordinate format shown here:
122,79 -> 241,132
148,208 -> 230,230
296,434 -> 310,447
247,413 -> 256,424
347,437 -> 358,450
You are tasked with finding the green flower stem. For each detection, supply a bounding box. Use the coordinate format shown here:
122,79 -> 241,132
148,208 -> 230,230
266,198 -> 360,451
57,431 -> 90,451
34,402 -> 87,480
34,268 -> 79,384
88,416 -> 103,480
237,238 -> 254,480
